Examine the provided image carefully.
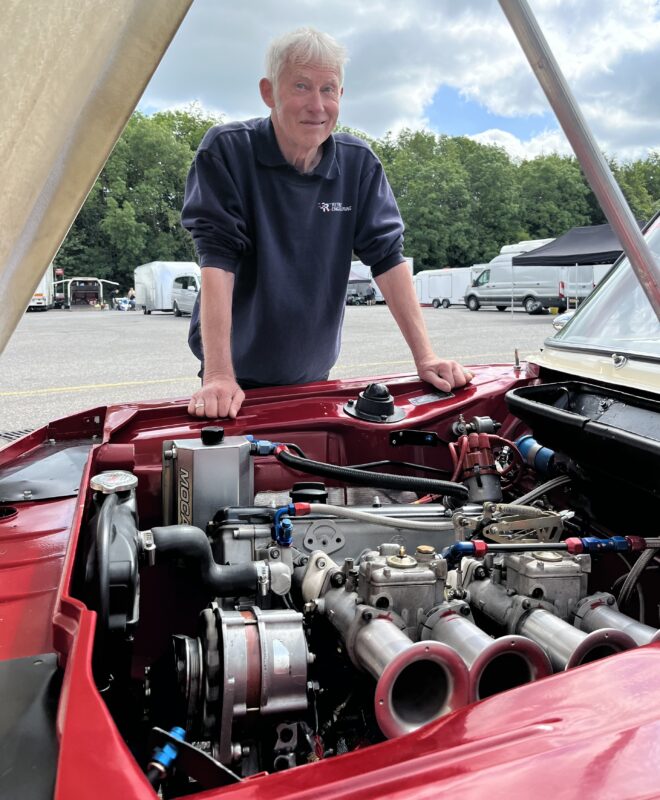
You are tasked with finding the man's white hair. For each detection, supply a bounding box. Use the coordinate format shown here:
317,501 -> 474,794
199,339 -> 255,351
265,27 -> 347,88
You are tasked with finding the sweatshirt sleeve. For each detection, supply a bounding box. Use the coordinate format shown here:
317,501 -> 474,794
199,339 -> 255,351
180,146 -> 252,272
352,159 -> 405,277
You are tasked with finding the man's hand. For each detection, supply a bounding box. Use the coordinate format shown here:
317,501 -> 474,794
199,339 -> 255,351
188,374 -> 245,419
415,355 -> 474,393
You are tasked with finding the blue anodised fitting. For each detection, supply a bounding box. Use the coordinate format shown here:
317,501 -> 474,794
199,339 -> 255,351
150,726 -> 186,772
245,435 -> 279,456
582,536 -> 630,553
273,504 -> 297,547
515,435 -> 556,474
442,541 -> 474,567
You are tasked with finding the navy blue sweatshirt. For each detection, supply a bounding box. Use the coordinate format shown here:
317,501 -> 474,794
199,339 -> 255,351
181,117 -> 404,386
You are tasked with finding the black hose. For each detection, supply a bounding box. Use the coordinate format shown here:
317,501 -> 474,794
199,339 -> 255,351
95,492 -> 117,645
275,448 -> 468,500
146,766 -> 163,788
150,525 -> 261,595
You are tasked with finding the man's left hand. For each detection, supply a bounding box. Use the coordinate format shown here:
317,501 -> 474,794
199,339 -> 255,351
415,356 -> 474,393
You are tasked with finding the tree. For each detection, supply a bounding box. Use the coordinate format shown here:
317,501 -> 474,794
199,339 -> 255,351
446,137 -> 521,264
518,154 -> 591,238
55,108 -> 222,289
373,130 -> 473,270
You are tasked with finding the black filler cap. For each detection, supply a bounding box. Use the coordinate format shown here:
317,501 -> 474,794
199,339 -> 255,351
201,426 -> 225,446
343,382 -> 406,424
290,482 -> 328,504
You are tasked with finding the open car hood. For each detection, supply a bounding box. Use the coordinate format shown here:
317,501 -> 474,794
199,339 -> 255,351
0,0 -> 192,357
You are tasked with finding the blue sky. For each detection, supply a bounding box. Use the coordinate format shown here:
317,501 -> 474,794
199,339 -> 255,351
140,0 -> 660,161
427,86 -> 554,140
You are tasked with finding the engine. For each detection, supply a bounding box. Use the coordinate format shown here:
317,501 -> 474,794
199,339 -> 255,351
79,393 -> 660,795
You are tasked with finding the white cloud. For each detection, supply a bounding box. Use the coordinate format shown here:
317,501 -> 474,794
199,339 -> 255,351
141,0 -> 660,159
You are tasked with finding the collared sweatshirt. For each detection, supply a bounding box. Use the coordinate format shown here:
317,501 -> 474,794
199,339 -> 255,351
181,117 -> 404,386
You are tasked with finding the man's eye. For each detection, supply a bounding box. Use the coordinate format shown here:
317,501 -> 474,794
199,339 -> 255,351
322,86 -> 337,94
295,83 -> 308,90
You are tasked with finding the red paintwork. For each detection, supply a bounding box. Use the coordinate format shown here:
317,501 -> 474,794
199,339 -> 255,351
10,364 -> 660,798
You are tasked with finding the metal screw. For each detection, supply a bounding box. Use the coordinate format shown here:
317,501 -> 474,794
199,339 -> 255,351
362,610 -> 374,622
607,596 -> 616,606
316,558 -> 326,569
22,490 -> 32,500
269,548 -> 280,559
330,572 -> 346,588
522,599 -> 531,609
459,605 -> 471,616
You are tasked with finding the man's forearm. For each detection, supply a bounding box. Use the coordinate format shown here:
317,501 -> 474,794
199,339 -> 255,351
200,267 -> 236,378
375,262 -> 435,365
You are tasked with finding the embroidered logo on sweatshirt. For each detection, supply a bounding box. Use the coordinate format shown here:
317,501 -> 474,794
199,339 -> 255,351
318,202 -> 352,213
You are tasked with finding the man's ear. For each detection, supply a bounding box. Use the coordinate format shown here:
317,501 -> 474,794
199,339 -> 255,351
259,77 -> 275,109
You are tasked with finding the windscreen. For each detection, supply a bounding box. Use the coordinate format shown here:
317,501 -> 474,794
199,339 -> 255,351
552,222 -> 660,358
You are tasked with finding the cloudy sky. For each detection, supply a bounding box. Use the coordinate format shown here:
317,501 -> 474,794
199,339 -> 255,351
140,0 -> 660,161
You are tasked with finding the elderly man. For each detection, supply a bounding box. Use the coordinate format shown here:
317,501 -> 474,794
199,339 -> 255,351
182,27 -> 472,419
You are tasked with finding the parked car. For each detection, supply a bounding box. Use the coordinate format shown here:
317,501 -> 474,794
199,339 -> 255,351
134,261 -> 200,314
2,3 -> 660,800
552,309 -> 576,330
171,272 -> 200,316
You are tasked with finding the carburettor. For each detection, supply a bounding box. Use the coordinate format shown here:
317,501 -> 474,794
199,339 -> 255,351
356,544 -> 447,637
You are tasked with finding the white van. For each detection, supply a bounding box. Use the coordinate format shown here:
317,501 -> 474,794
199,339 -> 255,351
463,238 -> 561,314
465,261 -> 567,314
559,263 -> 614,307
171,272 -> 200,316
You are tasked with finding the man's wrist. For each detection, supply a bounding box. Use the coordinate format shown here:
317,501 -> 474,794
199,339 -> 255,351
204,369 -> 237,383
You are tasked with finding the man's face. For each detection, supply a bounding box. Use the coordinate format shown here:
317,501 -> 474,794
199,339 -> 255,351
260,61 -> 342,156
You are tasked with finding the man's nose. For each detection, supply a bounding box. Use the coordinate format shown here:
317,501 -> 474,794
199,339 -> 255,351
307,89 -> 325,111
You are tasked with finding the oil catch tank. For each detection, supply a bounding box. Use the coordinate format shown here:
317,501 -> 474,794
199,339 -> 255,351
162,427 -> 253,529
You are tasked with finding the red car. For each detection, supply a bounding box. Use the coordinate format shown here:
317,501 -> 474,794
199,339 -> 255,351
1,2 -> 660,799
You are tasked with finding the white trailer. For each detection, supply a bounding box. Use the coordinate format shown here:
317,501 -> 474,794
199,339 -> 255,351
414,266 -> 477,308
27,263 -> 54,311
134,261 -> 200,314
350,258 -> 413,303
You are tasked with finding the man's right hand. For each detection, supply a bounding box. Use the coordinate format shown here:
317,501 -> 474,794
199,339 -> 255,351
188,374 -> 245,419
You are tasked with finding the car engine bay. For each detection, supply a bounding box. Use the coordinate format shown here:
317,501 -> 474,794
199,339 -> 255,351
68,375 -> 660,795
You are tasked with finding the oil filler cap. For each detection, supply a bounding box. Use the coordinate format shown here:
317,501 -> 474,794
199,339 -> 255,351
201,426 -> 225,446
344,382 -> 406,423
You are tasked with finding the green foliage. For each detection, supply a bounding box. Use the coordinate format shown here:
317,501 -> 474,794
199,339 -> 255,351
56,107 -> 660,285
55,106 -> 222,289
518,154 -> 591,238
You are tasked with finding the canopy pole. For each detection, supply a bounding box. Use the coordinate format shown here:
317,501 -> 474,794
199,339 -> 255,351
498,0 -> 660,320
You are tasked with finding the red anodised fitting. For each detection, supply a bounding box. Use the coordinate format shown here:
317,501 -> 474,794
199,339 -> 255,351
625,536 -> 647,551
565,537 -> 584,555
292,502 -> 311,516
472,540 -> 488,558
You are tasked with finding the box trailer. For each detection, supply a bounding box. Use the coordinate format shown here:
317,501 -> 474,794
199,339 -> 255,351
134,261 -> 200,314
27,263 -> 54,311
414,267 -> 477,308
